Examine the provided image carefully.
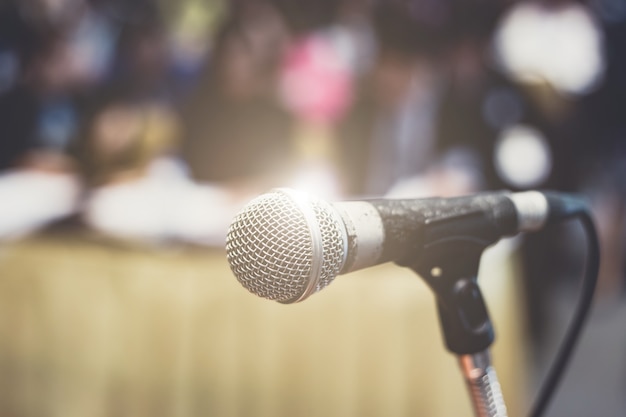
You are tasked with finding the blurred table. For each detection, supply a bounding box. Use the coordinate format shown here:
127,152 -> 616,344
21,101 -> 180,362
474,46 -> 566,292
0,233 -> 529,417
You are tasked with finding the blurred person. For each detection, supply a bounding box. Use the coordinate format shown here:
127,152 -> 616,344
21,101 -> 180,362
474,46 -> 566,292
0,0 -> 118,171
275,0 -> 386,193
0,33 -> 82,166
277,25 -> 356,198
0,18 -> 82,240
0,6 -> 65,169
337,0 -> 453,198
181,0 -> 295,192
79,96 -> 235,246
78,98 -> 180,187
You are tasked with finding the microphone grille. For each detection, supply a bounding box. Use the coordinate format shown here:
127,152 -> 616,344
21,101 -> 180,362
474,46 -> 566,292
226,190 -> 347,303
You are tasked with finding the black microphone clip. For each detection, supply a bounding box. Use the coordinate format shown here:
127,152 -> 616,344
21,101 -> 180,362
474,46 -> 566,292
399,211 -> 501,355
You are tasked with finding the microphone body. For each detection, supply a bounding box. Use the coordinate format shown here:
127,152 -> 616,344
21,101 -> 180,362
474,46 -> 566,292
226,189 -> 586,304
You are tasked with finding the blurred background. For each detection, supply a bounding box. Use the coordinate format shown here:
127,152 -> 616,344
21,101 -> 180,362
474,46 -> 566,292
0,0 -> 624,415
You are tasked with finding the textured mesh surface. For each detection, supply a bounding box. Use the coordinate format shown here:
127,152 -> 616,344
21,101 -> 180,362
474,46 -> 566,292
226,190 -> 346,303
311,202 -> 346,292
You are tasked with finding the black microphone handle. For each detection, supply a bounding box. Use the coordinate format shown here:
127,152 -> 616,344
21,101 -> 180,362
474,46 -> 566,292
333,191 -> 587,275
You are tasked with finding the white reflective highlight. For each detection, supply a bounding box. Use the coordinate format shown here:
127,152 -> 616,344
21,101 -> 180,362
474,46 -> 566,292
494,125 -> 552,189
495,2 -> 604,95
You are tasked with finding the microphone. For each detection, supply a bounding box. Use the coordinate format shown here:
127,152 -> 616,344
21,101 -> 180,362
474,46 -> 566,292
226,188 -> 587,304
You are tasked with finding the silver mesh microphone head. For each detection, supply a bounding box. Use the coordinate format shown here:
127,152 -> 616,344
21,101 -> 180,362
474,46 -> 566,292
226,189 -> 348,303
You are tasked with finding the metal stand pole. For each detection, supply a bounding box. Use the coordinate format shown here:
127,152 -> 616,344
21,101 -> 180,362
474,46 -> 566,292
459,350 -> 508,417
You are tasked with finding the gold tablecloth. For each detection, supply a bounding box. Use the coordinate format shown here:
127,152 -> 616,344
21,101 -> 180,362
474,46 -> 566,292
0,234 -> 529,416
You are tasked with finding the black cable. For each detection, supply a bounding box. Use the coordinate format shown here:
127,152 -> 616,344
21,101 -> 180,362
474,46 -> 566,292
528,211 -> 600,417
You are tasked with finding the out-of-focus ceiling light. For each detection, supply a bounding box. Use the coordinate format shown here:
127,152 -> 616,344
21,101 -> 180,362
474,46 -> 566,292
494,124 -> 552,189
494,2 -> 604,95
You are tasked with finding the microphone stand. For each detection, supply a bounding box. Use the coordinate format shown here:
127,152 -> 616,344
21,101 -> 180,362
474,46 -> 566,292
399,237 -> 509,417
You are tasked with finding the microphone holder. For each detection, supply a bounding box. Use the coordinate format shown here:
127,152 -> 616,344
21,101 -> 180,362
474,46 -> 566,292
399,236 -> 509,417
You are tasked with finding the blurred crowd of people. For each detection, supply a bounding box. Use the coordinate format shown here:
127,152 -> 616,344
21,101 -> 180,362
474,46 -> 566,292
0,0 -> 624,310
